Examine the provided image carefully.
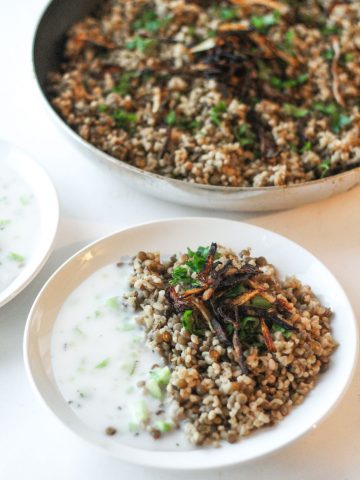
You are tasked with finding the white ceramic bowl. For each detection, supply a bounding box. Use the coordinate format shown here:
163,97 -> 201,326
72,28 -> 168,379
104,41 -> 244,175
0,140 -> 59,307
33,0 -> 360,212
24,218 -> 358,469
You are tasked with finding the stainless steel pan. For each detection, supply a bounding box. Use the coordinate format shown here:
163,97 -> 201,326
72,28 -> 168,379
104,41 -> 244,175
33,0 -> 360,211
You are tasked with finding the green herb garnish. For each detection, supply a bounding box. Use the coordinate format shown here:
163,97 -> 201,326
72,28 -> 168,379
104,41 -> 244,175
181,309 -> 203,335
133,11 -> 172,32
182,309 -> 193,331
98,103 -> 107,113
251,295 -> 272,309
125,37 -> 158,54
250,11 -> 281,32
226,284 -> 248,298
112,108 -> 138,131
284,103 -> 309,118
321,25 -> 340,36
301,141 -> 312,153
186,246 -> 211,272
313,102 -> 352,133
112,71 -> 137,96
217,7 -> 238,21
319,159 -> 331,177
284,30 -> 295,49
210,101 -> 227,126
273,324 -> 292,339
343,52 -> 354,63
271,73 -> 309,90
233,124 -> 256,148
170,265 -> 196,286
165,110 -> 177,126
322,49 -> 334,61
238,316 -> 261,345
165,110 -> 202,131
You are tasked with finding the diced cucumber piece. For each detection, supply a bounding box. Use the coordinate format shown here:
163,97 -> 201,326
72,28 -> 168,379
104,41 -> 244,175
149,366 -> 171,386
106,296 -> 120,309
146,377 -> 163,400
154,420 -> 172,433
133,400 -> 149,424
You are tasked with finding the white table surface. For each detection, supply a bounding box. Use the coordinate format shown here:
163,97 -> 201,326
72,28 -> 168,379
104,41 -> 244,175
1,1 -> 360,478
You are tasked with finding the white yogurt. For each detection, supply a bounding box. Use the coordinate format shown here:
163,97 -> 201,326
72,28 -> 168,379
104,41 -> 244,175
0,166 -> 40,292
51,262 -> 191,451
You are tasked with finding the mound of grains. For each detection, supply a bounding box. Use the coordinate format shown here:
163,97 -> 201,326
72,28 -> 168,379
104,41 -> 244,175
125,245 -> 337,446
47,0 -> 360,187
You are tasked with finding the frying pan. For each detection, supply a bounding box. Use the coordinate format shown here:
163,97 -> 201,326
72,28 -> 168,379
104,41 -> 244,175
32,0 -> 360,211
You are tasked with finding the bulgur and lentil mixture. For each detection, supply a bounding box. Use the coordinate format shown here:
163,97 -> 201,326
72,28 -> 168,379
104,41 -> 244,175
125,243 -> 336,446
47,0 -> 360,187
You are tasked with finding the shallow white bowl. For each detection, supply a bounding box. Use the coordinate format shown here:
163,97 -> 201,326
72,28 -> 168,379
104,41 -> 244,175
0,140 -> 59,307
24,218 -> 358,469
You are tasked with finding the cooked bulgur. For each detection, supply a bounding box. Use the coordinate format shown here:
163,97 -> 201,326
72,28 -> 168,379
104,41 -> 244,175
47,0 -> 360,187
125,244 -> 337,446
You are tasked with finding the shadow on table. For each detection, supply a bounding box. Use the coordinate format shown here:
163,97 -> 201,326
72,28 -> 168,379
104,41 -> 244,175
0,240 -> 90,366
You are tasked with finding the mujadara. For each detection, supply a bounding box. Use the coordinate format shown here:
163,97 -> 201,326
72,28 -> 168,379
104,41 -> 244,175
47,0 -> 360,187
125,243 -> 337,446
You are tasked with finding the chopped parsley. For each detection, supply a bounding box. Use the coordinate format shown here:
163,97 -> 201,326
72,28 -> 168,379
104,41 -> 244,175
321,25 -> 341,36
233,124 -> 256,148
250,10 -> 281,32
301,141 -> 312,153
125,37 -> 158,54
322,49 -> 334,61
272,323 -> 292,339
182,309 -> 193,331
165,110 -> 176,126
250,295 -> 272,309
210,101 -> 227,126
343,52 -> 354,63
284,103 -> 309,118
215,6 -> 238,21
170,265 -> 200,287
165,110 -> 202,131
270,73 -> 309,90
312,102 -> 352,133
112,108 -> 137,131
226,284 -> 248,298
319,159 -> 331,178
186,246 -> 211,272
112,71 -> 137,96
98,103 -> 107,113
170,245 -> 214,285
133,11 -> 172,32
181,309 -> 203,335
238,316 -> 261,345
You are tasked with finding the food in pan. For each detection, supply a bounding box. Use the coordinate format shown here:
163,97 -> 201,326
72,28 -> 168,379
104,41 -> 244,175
47,0 -> 360,187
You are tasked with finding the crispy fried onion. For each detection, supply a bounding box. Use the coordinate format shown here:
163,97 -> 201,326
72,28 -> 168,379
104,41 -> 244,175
165,243 -> 297,372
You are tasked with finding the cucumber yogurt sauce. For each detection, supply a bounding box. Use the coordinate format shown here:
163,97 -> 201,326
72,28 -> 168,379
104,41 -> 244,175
51,261 -> 190,451
0,166 -> 39,293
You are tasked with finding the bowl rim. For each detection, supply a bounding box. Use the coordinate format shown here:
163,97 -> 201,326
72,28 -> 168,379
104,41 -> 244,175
23,217 -> 359,470
0,138 -> 59,307
31,0 -> 360,195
